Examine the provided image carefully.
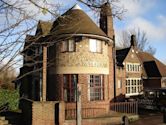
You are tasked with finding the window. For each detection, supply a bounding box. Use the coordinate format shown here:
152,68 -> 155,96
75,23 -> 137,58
63,74 -> 77,102
126,63 -> 141,72
88,75 -> 104,101
126,78 -> 143,94
89,39 -> 102,53
118,80 -> 122,89
61,39 -> 75,52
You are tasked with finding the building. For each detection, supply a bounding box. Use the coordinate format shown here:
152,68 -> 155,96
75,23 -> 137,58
116,35 -> 166,99
116,35 -> 142,99
18,3 -> 119,125
17,2 -> 166,125
137,51 -> 166,89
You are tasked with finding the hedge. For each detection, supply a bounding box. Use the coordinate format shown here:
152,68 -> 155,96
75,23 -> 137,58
0,89 -> 19,111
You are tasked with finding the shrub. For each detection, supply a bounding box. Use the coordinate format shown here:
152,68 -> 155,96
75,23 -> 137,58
0,89 -> 19,111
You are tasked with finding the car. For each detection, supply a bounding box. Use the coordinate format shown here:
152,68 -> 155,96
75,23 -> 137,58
137,88 -> 166,111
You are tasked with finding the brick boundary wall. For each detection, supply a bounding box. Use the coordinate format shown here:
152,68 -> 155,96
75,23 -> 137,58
32,101 -> 65,125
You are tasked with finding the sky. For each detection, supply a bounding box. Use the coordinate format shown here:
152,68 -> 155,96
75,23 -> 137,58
1,0 -> 166,73
55,0 -> 166,64
113,0 -> 166,64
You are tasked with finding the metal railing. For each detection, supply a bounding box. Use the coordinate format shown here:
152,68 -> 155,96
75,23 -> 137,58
110,101 -> 138,114
65,103 -> 106,119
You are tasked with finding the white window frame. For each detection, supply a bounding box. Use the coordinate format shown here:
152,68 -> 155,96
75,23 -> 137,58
89,39 -> 102,53
126,78 -> 143,96
126,63 -> 141,72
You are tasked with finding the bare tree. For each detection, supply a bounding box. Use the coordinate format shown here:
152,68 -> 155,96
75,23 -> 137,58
77,0 -> 126,20
0,0 -> 125,85
0,0 -> 61,74
118,28 -> 156,55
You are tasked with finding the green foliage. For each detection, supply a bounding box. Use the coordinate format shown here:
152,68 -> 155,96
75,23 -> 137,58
0,89 -> 19,111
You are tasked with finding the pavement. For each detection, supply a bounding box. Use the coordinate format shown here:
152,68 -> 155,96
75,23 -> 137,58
130,109 -> 166,125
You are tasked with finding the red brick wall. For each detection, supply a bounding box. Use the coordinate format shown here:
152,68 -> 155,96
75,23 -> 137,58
108,45 -> 114,102
116,67 -> 126,101
143,79 -> 161,89
32,101 -> 64,125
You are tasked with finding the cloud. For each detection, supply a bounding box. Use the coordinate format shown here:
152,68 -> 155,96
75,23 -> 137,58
119,0 -> 156,18
126,16 -> 166,42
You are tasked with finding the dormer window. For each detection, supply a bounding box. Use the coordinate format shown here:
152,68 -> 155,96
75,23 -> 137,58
61,39 -> 75,52
89,39 -> 102,53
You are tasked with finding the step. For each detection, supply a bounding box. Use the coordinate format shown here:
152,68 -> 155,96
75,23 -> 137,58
3,120 -> 9,124
0,117 -> 5,120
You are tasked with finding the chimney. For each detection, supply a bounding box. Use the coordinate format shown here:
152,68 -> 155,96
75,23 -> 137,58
130,35 -> 136,47
100,2 -> 114,39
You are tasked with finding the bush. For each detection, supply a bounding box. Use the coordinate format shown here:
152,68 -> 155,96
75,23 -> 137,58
0,89 -> 19,111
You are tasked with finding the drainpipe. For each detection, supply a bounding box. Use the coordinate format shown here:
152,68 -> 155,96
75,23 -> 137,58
113,35 -> 116,102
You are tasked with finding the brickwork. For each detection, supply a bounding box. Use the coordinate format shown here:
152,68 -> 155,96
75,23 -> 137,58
32,101 -> 61,125
116,67 -> 126,101
115,46 -> 143,99
108,45 -> 114,101
52,38 -> 109,74
143,79 -> 161,89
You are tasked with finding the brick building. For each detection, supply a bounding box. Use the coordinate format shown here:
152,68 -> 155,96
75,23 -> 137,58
116,35 -> 166,99
18,3 -> 118,125
17,2 -> 166,125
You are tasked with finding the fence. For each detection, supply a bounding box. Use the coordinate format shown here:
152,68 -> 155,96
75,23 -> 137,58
65,103 -> 107,119
110,101 -> 138,114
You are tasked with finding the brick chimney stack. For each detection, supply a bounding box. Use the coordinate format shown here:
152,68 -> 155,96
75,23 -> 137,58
130,35 -> 137,47
100,2 -> 114,39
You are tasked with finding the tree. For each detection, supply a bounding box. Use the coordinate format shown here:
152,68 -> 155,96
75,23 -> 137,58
0,0 -> 60,75
77,0 -> 126,20
0,0 -> 124,79
118,28 -> 156,55
0,65 -> 16,90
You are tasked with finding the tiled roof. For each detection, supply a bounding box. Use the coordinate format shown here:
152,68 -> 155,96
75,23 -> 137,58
36,21 -> 53,36
50,5 -> 107,38
137,52 -> 166,77
116,47 -> 130,66
143,61 -> 161,77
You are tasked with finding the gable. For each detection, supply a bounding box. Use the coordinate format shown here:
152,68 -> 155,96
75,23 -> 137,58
124,47 -> 141,64
116,47 -> 130,66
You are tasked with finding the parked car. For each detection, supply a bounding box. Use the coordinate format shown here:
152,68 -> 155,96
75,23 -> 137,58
137,88 -> 166,111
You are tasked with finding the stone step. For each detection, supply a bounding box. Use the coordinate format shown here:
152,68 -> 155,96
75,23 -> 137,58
0,117 -> 5,121
2,120 -> 9,124
0,117 -> 9,125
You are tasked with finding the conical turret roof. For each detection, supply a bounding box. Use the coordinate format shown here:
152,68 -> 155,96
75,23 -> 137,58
50,4 -> 107,38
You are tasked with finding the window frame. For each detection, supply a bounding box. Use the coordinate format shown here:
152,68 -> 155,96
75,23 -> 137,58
63,74 -> 78,102
89,39 -> 102,53
88,75 -> 104,101
126,78 -> 143,94
61,39 -> 76,52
